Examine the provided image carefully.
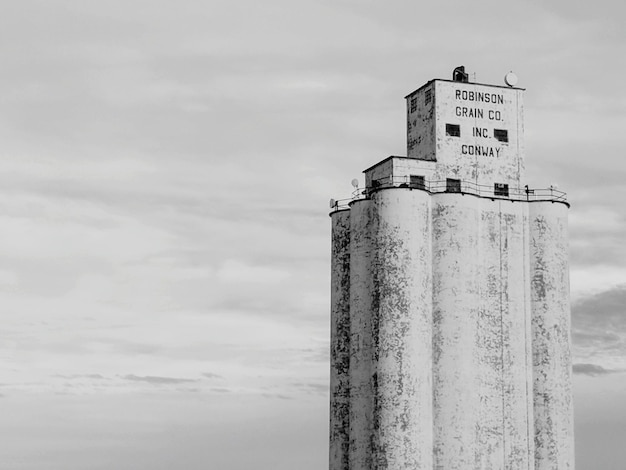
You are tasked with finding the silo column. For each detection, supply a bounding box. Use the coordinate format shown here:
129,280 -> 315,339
329,210 -> 351,470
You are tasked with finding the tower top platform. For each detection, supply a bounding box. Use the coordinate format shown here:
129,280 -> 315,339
330,68 -> 568,213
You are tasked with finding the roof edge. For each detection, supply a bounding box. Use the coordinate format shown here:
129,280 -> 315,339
362,155 -> 433,174
404,78 -> 525,99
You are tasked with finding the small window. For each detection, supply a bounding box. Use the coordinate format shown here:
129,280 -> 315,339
446,123 -> 461,137
409,175 -> 425,190
425,88 -> 432,105
494,129 -> 508,142
446,178 -> 461,193
410,96 -> 418,113
494,183 -> 509,197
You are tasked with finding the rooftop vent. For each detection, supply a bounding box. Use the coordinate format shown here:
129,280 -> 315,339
453,66 -> 469,83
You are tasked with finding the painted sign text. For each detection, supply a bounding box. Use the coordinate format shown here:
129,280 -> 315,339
455,90 -> 504,104
461,145 -> 501,157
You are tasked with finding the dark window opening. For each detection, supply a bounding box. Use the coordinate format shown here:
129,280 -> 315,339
494,129 -> 508,142
410,96 -> 418,113
494,183 -> 509,197
425,89 -> 432,105
446,178 -> 461,193
409,175 -> 425,190
446,123 -> 461,137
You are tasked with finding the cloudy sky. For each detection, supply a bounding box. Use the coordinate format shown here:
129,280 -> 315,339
0,1 -> 624,469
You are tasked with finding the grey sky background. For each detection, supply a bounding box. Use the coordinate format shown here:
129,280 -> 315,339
0,1 -> 624,469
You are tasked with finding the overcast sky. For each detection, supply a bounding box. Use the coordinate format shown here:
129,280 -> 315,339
0,1 -> 624,469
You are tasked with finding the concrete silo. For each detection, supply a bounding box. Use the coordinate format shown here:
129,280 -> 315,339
329,68 -> 574,470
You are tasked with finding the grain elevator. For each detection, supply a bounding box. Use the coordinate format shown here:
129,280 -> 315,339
329,67 -> 574,470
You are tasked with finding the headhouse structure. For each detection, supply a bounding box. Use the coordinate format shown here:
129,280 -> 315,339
329,68 -> 574,470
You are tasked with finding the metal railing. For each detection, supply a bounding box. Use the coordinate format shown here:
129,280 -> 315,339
330,176 -> 568,212
329,188 -> 363,211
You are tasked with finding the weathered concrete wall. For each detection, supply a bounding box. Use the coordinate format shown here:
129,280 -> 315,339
473,199 -> 533,470
431,193 -> 481,469
529,202 -> 574,470
432,195 -> 534,470
391,158 -> 436,184
365,158 -> 394,188
329,210 -> 351,470
364,157 -> 436,190
494,200 -> 534,470
407,82 -> 436,161
330,191 -> 572,470
372,189 -> 433,469
431,81 -> 525,188
348,199 -> 376,469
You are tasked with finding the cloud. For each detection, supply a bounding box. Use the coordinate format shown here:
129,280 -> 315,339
261,392 -> 293,400
121,375 -> 198,385
53,374 -> 109,380
292,382 -> 329,395
572,331 -> 621,348
0,0 -> 622,468
573,363 -> 624,377
568,204 -> 626,269
570,266 -> 626,302
571,285 -> 626,364
573,285 -> 626,328
202,373 -> 223,379
216,259 -> 291,284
